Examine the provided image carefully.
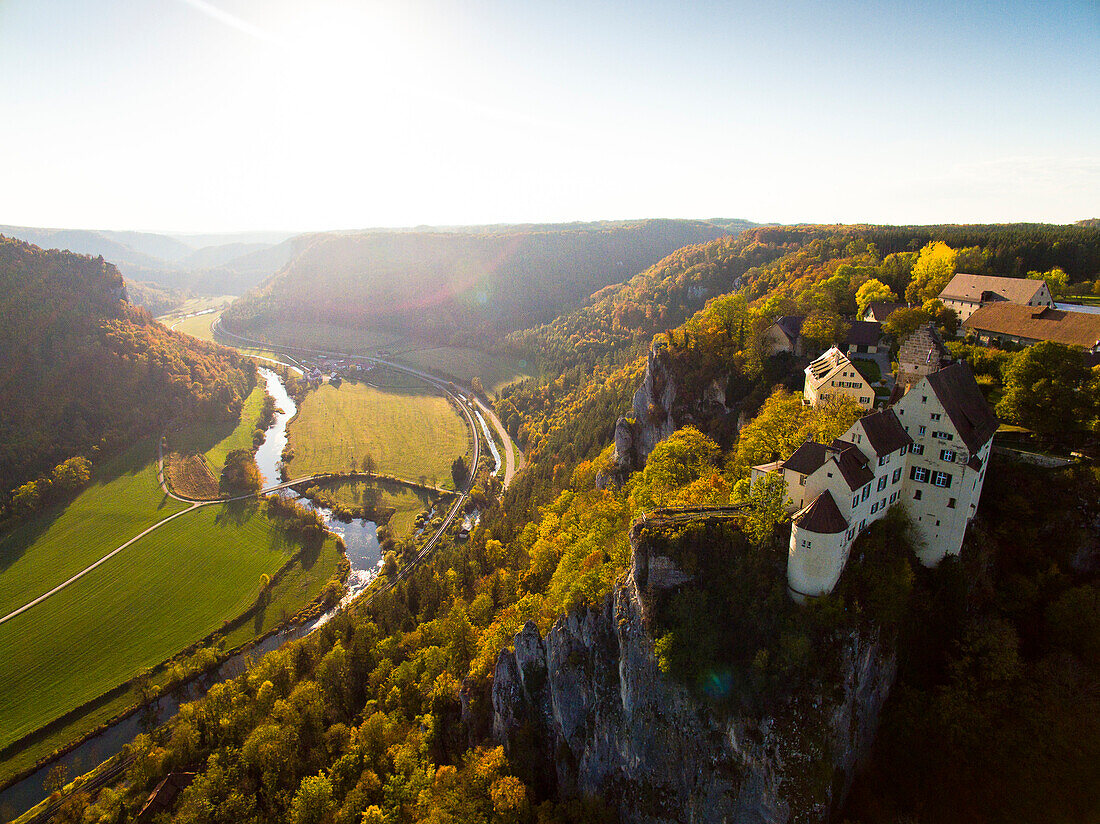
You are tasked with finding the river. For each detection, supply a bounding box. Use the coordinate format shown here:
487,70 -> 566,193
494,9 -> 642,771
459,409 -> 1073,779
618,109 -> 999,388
0,369 -> 382,818
474,408 -> 502,477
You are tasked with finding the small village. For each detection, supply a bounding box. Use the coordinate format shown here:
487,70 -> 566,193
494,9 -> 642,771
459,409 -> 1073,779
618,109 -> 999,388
754,272 -> 1097,600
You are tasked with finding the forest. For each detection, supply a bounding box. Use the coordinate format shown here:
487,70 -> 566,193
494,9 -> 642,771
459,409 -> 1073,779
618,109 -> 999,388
0,236 -> 256,511
13,222 -> 1100,824
220,219 -> 754,346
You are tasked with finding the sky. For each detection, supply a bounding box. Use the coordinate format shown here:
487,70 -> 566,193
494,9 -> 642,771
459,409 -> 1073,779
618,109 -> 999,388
0,0 -> 1097,232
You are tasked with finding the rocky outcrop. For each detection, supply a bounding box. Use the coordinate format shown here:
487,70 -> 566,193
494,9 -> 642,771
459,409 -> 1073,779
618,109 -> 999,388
610,344 -> 734,477
491,562 -> 896,824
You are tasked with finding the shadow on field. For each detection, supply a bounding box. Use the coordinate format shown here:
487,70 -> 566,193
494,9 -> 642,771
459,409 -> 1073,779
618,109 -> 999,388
213,499 -> 260,528
0,438 -> 160,575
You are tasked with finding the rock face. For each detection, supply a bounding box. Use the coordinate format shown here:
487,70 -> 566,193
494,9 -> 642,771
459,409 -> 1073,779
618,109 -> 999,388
611,343 -> 735,477
492,564 -> 896,824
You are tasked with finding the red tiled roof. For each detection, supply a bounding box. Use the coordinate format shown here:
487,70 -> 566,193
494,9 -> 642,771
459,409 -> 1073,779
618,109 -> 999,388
941,273 -> 1046,305
859,409 -> 913,456
794,490 -> 849,534
782,441 -> 827,475
827,439 -> 875,490
925,363 -> 999,454
963,302 -> 1100,350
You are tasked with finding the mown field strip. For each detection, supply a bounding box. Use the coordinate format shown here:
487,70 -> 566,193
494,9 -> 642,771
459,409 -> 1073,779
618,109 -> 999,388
0,441 -> 187,617
0,502 -> 324,752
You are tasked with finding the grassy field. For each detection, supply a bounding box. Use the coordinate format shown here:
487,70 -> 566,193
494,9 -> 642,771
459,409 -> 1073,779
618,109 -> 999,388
169,384 -> 267,472
0,501 -> 340,753
170,312 -> 219,342
163,383 -> 268,498
233,319 -> 532,392
318,478 -> 437,538
286,381 -> 470,490
237,319 -> 404,354
0,526 -> 341,788
390,344 -> 530,393
0,442 -> 187,618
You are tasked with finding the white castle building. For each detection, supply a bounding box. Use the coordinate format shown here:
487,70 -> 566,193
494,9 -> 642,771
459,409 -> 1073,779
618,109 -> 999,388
752,361 -> 998,601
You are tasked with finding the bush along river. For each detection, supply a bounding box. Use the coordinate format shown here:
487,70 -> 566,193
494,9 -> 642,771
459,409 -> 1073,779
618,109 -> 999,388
0,368 -> 383,818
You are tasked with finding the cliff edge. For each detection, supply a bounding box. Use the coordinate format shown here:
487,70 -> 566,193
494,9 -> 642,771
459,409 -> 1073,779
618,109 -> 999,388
491,526 -> 896,824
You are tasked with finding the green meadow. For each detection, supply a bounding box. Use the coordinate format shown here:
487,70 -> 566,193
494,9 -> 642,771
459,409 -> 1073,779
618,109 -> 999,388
167,383 -> 268,473
0,500 -> 340,753
286,381 -> 470,490
0,441 -> 186,618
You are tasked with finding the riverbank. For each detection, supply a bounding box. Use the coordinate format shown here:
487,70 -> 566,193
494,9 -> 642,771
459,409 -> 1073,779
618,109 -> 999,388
0,360 -> 484,820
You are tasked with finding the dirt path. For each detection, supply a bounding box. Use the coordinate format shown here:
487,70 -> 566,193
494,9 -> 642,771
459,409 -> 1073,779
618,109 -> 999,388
0,502 -> 202,626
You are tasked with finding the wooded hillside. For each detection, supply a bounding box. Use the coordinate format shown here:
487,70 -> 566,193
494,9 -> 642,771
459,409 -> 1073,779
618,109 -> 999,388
0,236 -> 255,495
221,219 -> 754,345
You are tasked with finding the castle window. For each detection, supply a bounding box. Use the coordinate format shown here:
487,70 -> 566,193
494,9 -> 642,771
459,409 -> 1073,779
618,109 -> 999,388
878,455 -> 889,466
859,519 -> 866,531
852,495 -> 859,508
860,397 -> 871,404
930,413 -> 941,421
862,484 -> 871,501
800,539 -> 813,548
892,468 -> 902,483
941,449 -> 956,462
911,466 -> 930,483
932,431 -> 954,441
889,491 -> 899,504
911,443 -> 925,455
932,471 -> 952,488
921,395 -> 927,403
948,498 -> 957,508
799,474 -> 806,486
918,425 -> 927,436
914,490 -> 922,500
847,527 -> 856,541
877,476 -> 888,491
871,501 -> 880,514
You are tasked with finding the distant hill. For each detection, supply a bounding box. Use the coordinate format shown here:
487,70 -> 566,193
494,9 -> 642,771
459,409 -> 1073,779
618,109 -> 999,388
222,219 -> 756,344
0,226 -> 300,305
0,235 -> 255,494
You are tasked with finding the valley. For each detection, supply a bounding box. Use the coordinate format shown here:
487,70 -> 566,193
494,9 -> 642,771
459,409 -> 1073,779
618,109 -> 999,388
1,222 -> 1098,824
0,284 -> 507,817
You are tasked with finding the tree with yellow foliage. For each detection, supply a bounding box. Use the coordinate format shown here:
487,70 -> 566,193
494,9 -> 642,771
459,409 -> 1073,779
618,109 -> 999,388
905,241 -> 958,304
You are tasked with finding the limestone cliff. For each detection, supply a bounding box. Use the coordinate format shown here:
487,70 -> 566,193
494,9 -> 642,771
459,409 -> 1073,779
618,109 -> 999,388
491,542 -> 896,824
610,343 -> 734,475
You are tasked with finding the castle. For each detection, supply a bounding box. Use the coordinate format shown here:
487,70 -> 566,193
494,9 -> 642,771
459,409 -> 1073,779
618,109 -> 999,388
752,353 -> 998,601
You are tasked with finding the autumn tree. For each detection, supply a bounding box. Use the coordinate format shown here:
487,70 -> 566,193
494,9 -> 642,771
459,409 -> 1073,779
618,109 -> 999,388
905,241 -> 958,304
884,307 -> 934,342
735,389 -> 862,471
856,278 -> 898,315
921,298 -> 960,337
741,471 -> 791,546
221,449 -> 262,493
451,456 -> 469,489
800,309 -> 850,353
629,426 -> 723,513
1028,266 -> 1069,298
